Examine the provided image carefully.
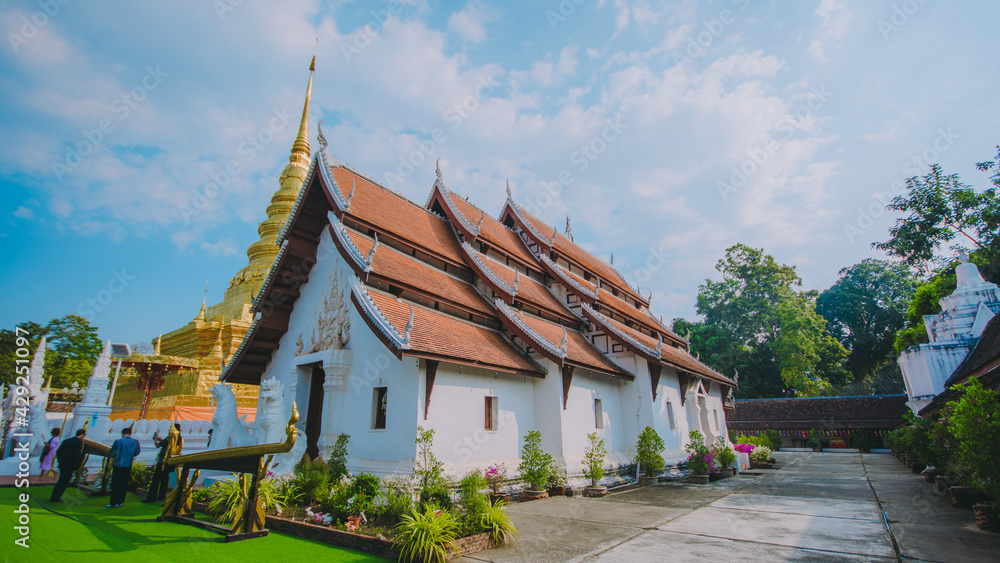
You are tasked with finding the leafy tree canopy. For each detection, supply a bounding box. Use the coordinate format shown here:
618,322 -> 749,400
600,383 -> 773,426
0,314 -> 102,389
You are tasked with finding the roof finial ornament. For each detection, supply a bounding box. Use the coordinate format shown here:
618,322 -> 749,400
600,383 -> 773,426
476,210 -> 484,231
610,252 -> 614,266
513,271 -> 520,292
403,304 -> 414,345
365,232 -> 379,271
506,180 -> 512,199
655,333 -> 663,355
345,179 -> 356,210
550,226 -> 558,245
317,119 -> 328,156
733,369 -> 739,384
648,290 -> 653,303
565,214 -> 573,242
685,327 -> 691,342
435,159 -> 443,183
560,327 -> 568,355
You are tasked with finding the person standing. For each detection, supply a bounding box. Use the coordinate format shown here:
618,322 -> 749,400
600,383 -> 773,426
50,428 -> 86,502
39,428 -> 60,477
145,423 -> 183,503
107,426 -> 141,508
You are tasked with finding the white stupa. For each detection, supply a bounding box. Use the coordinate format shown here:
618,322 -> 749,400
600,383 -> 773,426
899,252 -> 1000,413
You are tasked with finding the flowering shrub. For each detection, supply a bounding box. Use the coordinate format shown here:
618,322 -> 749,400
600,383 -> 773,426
712,437 -> 736,469
687,453 -> 715,475
750,445 -> 773,462
733,443 -> 754,455
485,463 -> 507,493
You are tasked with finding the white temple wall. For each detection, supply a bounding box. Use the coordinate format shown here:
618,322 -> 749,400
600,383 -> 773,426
420,362 -> 536,476
560,368 -> 632,474
653,368 -> 691,463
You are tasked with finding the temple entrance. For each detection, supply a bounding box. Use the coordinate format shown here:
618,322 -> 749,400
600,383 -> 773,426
305,365 -> 325,460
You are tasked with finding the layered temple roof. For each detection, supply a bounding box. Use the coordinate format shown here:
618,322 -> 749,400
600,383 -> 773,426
223,150 -> 734,396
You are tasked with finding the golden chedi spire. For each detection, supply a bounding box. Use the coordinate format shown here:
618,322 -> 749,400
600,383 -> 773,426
219,56 -> 316,319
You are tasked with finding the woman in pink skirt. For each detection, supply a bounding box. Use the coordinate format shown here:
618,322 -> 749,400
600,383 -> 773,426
39,427 -> 60,477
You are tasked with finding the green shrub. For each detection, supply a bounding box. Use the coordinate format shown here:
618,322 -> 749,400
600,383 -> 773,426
636,426 -> 666,476
750,446 -> 773,463
480,501 -> 517,546
765,429 -> 782,451
686,430 -> 710,456
395,506 -> 460,563
207,474 -> 286,526
351,473 -> 380,498
129,460 -> 153,490
807,429 -> 822,449
293,457 -> 331,504
850,430 -> 874,451
327,433 -> 351,482
583,433 -> 606,486
518,430 -> 552,490
946,379 -> 1000,505
371,474 -> 413,524
712,437 -> 736,469
419,485 -> 453,511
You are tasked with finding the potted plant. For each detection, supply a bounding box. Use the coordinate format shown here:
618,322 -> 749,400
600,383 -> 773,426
944,380 -> 1000,529
485,463 -> 509,504
850,430 -> 874,453
518,430 -> 552,500
808,428 -> 822,452
750,445 -> 774,469
635,426 -> 665,487
546,459 -> 568,497
582,432 -> 608,497
684,430 -> 713,484
345,491 -> 370,530
712,437 -> 736,478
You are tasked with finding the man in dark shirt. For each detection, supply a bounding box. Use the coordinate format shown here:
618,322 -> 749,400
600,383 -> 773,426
50,428 -> 86,502
144,423 -> 182,503
107,426 -> 141,508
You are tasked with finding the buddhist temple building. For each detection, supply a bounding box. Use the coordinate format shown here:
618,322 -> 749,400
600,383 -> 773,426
112,59 -> 320,421
898,254 -> 1000,414
221,113 -> 737,476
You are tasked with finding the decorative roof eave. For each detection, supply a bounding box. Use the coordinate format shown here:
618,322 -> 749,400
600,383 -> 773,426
328,211 -> 375,274
640,307 -> 688,348
220,311 -> 262,383
250,238 -> 291,314
318,148 -> 352,212
493,298 -> 565,367
432,167 -> 480,239
539,254 -> 598,303
462,242 -> 517,303
276,152 -> 321,246
581,303 -> 660,362
351,278 -> 411,358
503,200 -> 552,252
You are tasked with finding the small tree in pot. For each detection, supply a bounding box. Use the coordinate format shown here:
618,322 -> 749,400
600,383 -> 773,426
582,432 -> 608,497
635,426 -> 665,486
546,459 -> 568,496
712,437 -> 737,477
685,430 -> 713,484
808,428 -> 823,452
519,430 -> 552,500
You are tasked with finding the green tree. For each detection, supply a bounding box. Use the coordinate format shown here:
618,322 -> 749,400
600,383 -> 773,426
816,259 -> 918,379
874,147 -> 1000,277
681,244 -> 846,398
0,315 -> 101,390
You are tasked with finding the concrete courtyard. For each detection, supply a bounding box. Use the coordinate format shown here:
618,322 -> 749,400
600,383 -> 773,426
463,452 -> 1000,563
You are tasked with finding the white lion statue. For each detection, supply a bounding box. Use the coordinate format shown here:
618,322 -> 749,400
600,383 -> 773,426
209,383 -> 257,450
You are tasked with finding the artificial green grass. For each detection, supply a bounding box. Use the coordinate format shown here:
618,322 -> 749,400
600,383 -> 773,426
0,486 -> 387,562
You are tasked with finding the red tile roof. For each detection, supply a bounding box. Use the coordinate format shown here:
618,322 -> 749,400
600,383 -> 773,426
464,246 -> 575,321
446,191 -> 540,269
340,227 -> 495,318
494,300 -> 630,378
504,201 -> 647,306
362,288 -> 544,375
329,167 -> 465,265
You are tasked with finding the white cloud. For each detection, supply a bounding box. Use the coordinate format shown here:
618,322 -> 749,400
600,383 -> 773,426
200,238 -> 239,256
809,0 -> 852,62
11,206 -> 34,219
447,1 -> 497,44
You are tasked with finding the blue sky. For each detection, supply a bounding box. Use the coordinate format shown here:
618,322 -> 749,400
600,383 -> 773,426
1,0 -> 997,346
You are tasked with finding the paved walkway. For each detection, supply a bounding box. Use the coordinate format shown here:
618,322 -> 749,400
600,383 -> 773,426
462,452 -> 1000,562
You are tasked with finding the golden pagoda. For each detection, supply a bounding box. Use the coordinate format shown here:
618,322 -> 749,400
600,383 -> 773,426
112,58 -> 316,420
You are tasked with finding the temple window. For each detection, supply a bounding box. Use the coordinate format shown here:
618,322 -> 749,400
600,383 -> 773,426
594,398 -> 604,429
485,396 -> 498,431
666,401 -> 676,429
372,386 -> 387,430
